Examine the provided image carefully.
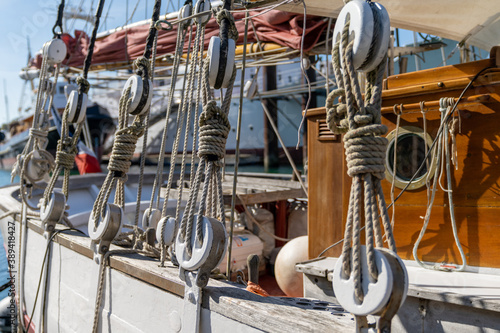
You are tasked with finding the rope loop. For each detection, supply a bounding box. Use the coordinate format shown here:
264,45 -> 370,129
198,101 -> 230,161
326,88 -> 350,134
55,149 -> 76,170
76,76 -> 90,94
134,57 -> 151,77
155,19 -> 173,31
214,8 -> 238,41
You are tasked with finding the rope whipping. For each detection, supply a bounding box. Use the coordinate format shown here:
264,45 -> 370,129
326,7 -> 396,304
177,5 -> 237,257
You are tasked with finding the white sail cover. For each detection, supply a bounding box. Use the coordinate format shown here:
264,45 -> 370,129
281,0 -> 500,50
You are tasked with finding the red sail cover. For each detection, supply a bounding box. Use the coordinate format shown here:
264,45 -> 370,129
32,10 -> 327,69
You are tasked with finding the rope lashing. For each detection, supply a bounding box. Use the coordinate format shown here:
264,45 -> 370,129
329,0 -> 407,322
108,121 -> 144,178
198,100 -> 230,161
76,76 -> 90,94
214,9 -> 239,41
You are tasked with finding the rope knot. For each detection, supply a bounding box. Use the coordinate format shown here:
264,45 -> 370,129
108,127 -> 141,175
198,100 -> 230,160
134,57 -> 151,76
214,9 -> 238,41
76,76 -> 90,94
55,149 -> 76,170
326,88 -> 349,134
343,124 -> 388,179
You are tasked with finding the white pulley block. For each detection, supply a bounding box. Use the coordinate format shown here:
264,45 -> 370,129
43,38 -> 67,64
142,208 -> 161,230
333,246 -> 393,316
122,74 -> 153,116
67,90 -> 88,124
194,0 -> 211,24
378,248 -> 409,310
175,215 -> 227,271
64,83 -> 78,99
178,4 -> 192,27
208,36 -> 236,89
358,2 -> 390,73
25,150 -> 51,182
156,216 -> 177,246
88,203 -> 123,242
332,0 -> 374,70
243,79 -> 258,99
40,191 -> 66,228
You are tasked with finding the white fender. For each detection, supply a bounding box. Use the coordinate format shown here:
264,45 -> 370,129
333,246 -> 393,316
67,90 -> 88,124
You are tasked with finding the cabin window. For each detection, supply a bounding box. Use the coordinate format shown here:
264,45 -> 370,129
385,126 -> 436,190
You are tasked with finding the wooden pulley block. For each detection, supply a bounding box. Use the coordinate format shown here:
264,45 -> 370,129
175,215 -> 227,272
332,0 -> 390,73
156,216 -> 177,246
142,208 -> 161,230
122,74 -> 153,116
88,203 -> 123,256
194,0 -> 211,24
208,36 -> 236,89
66,90 -> 88,124
40,191 -> 66,231
178,4 -> 193,28
332,245 -> 394,316
43,38 -> 67,64
243,79 -> 258,99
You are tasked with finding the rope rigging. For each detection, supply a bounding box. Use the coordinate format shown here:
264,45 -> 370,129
88,0 -> 161,260
40,0 -> 107,233
174,1 -> 237,289
326,1 -> 408,330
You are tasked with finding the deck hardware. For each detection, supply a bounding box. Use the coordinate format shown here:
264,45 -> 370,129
243,79 -> 258,99
122,74 -> 153,116
194,0 -> 211,24
208,36 -> 236,89
24,150 -> 54,183
332,0 -> 390,73
156,216 -> 177,246
176,215 -> 227,285
66,90 -> 88,124
40,191 -> 66,234
142,207 -> 161,230
178,4 -> 193,28
43,38 -> 67,64
89,203 -> 122,262
333,246 -> 394,316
